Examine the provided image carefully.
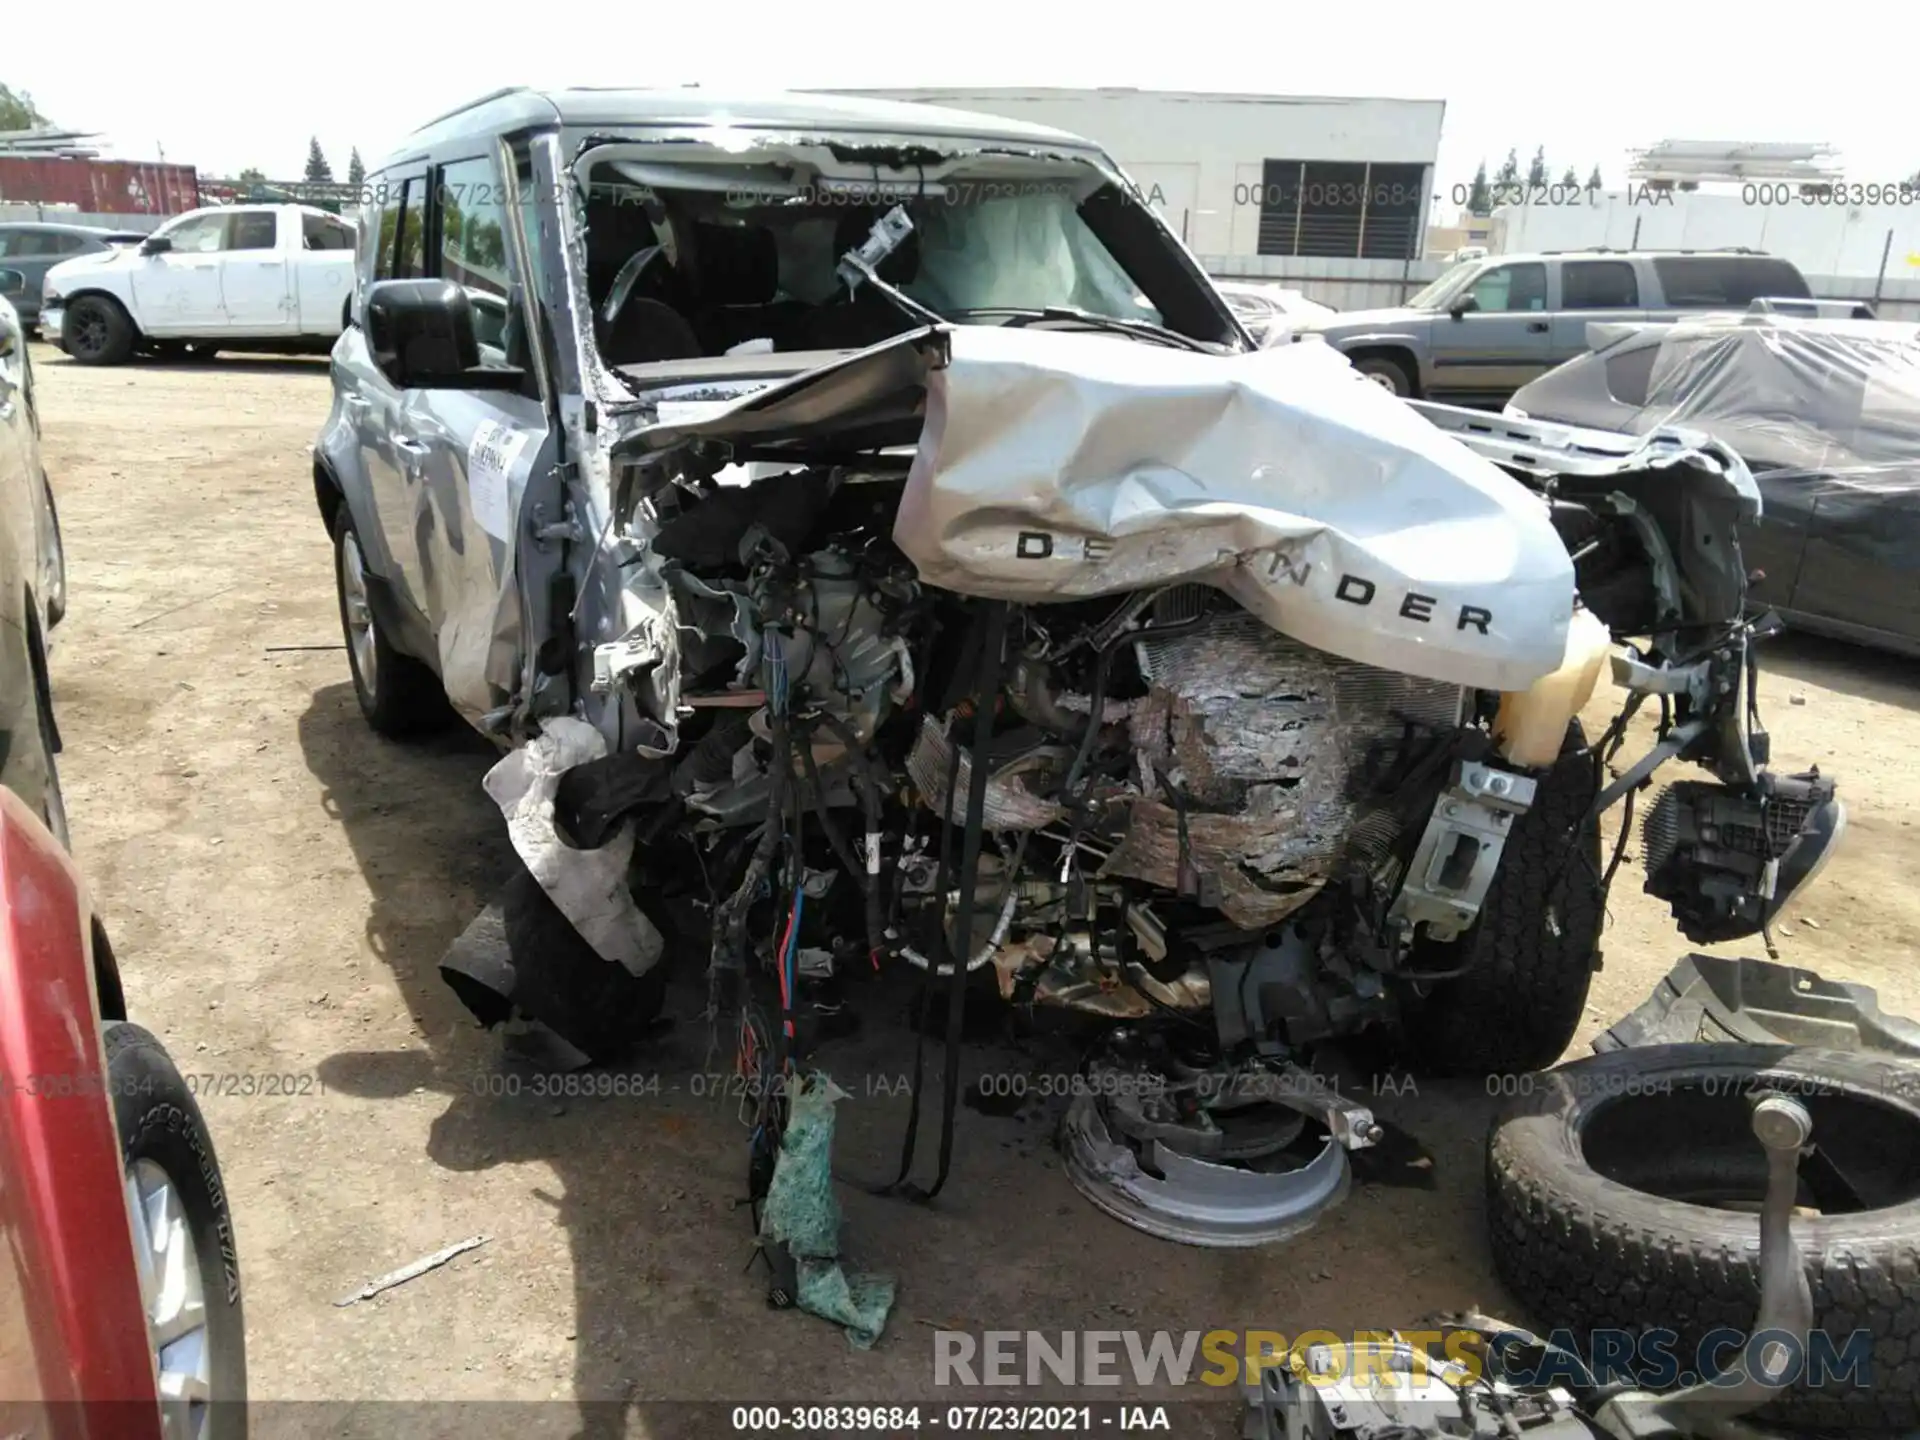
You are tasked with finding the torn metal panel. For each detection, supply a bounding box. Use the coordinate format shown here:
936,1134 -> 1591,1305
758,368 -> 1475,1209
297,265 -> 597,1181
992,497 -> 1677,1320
482,717 -> 664,975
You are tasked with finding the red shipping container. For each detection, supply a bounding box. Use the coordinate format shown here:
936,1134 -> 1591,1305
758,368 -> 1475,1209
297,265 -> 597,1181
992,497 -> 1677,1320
0,157 -> 201,215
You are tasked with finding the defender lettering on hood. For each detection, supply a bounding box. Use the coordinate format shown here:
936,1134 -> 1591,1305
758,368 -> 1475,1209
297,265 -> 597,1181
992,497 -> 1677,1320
621,326 -> 1573,694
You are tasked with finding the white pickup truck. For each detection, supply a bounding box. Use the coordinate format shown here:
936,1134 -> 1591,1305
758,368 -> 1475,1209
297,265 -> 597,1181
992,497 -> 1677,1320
40,203 -> 357,365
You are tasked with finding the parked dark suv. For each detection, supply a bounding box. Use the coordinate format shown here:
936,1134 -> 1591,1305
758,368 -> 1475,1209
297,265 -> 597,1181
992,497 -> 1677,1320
0,223 -> 145,329
1291,249 -> 1814,403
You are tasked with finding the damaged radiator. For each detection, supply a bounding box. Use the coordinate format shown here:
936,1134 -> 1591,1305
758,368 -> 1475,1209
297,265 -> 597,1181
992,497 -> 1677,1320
1111,609 -> 1464,927
908,599 -> 1464,930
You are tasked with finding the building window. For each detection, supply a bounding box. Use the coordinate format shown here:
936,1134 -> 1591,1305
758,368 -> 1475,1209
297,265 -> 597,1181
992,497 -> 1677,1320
1256,160 -> 1426,260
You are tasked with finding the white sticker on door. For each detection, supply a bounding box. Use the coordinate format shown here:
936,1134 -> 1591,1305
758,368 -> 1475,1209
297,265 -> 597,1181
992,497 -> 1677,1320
468,420 -> 530,542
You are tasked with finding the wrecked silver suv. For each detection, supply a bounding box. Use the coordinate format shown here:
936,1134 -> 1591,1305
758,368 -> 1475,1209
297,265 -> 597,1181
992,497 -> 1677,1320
314,89 -> 1841,1233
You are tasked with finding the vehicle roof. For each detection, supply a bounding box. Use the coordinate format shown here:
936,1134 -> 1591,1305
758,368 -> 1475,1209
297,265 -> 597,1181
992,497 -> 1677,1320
1485,249 -> 1795,263
1651,313 -> 1920,344
0,221 -> 143,238
375,86 -> 1103,170
168,202 -> 347,219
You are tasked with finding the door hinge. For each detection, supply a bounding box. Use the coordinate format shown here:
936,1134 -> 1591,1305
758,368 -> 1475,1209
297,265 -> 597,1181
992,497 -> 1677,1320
530,501 -> 583,547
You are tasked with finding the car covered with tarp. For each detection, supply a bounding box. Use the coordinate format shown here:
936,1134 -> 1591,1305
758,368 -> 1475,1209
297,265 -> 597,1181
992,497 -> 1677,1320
1508,312 -> 1920,657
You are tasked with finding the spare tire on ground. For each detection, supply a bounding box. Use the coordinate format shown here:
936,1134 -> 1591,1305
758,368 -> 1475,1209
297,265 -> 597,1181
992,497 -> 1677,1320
1487,1044 -> 1920,1431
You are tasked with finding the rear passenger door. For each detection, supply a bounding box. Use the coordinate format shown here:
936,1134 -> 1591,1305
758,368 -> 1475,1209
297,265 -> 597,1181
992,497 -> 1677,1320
1549,260 -> 1645,365
295,211 -> 358,335
1429,261 -> 1553,397
398,152 -> 550,719
216,209 -> 294,333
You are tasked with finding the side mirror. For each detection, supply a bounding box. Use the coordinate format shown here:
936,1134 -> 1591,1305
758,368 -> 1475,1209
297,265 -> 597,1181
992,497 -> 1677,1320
140,234 -> 173,256
0,269 -> 23,298
1449,296 -> 1478,319
364,279 -> 525,391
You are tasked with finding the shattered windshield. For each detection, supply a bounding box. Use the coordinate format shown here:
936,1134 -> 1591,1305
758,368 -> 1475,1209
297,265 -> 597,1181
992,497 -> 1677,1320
571,138 -> 1239,376
1406,261 -> 1482,311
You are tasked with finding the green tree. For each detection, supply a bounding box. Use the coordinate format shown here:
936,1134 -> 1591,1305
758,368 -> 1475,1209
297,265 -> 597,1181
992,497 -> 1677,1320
237,167 -> 266,184
1588,164 -> 1604,191
304,137 -> 333,184
346,148 -> 365,188
0,83 -> 50,131
1559,166 -> 1579,187
1527,146 -> 1548,188
1493,148 -> 1520,187
1467,161 -> 1491,216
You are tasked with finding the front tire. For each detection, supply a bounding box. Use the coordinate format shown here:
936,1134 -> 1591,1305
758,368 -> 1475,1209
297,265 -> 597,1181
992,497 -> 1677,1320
63,295 -> 137,366
1412,726 -> 1604,1075
105,1021 -> 248,1438
331,510 -> 449,737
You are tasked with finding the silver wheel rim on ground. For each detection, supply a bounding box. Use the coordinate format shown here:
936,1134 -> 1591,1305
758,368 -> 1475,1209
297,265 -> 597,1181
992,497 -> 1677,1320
1364,370 -> 1400,394
126,1157 -> 212,1439
340,530 -> 377,699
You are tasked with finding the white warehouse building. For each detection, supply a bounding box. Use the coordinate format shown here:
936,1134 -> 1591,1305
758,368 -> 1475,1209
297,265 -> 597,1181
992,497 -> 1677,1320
839,88 -> 1445,303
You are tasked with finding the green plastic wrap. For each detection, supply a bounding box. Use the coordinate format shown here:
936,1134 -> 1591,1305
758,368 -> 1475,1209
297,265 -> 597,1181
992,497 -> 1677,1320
761,1076 -> 896,1349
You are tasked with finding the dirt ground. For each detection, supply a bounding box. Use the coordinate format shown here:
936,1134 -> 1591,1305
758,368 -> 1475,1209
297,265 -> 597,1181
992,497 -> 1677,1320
31,341 -> 1920,1434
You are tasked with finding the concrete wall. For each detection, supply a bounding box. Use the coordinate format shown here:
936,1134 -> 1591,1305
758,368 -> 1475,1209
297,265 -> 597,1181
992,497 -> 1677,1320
837,88 -> 1444,258
0,204 -> 167,232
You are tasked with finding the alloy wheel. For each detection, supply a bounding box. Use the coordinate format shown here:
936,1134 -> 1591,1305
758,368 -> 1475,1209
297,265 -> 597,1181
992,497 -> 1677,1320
125,1157 -> 212,1440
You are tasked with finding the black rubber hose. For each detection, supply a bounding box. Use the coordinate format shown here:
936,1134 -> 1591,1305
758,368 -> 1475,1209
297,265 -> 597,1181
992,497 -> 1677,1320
914,598 -> 1008,1203
879,694 -> 966,1196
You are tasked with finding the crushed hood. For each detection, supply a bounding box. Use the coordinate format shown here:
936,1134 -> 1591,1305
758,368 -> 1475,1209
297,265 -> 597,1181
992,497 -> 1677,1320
623,326 -> 1575,692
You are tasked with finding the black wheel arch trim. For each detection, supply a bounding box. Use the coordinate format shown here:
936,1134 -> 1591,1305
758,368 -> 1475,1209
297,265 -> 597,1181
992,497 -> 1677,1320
58,288 -> 143,336
91,916 -> 127,1021
329,502 -> 440,673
